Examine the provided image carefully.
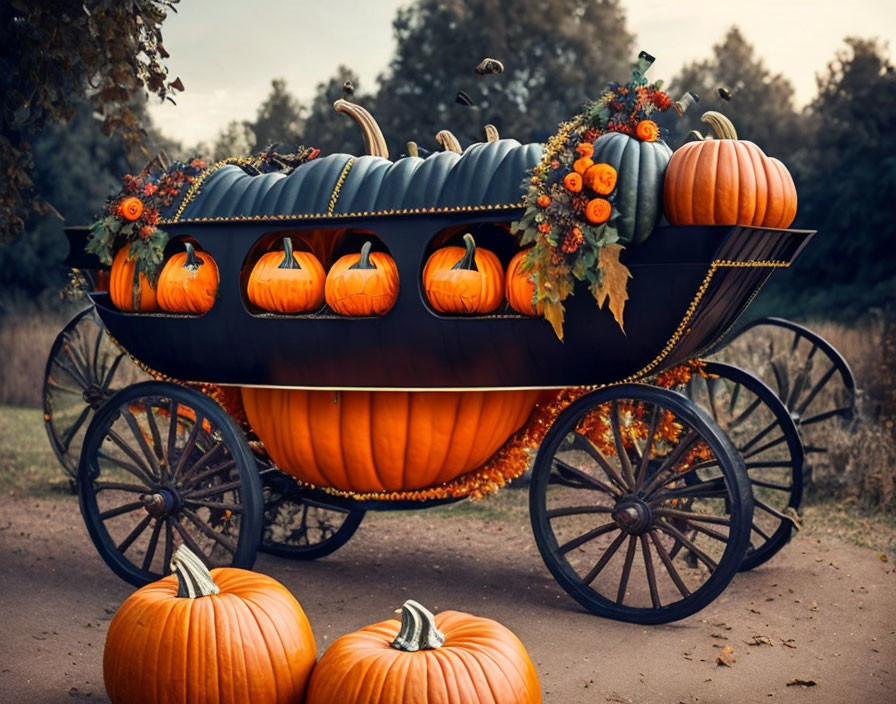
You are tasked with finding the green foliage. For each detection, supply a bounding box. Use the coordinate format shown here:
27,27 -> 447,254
1,0 -> 182,243
373,0 -> 634,155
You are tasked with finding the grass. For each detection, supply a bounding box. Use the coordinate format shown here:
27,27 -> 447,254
0,406 -> 75,496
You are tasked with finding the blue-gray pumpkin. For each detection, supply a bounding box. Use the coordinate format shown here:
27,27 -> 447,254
591,132 -> 672,244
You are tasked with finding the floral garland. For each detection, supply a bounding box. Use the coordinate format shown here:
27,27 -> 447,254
511,52 -> 673,340
85,146 -> 321,286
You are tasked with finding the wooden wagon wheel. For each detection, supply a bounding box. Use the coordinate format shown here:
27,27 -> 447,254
43,306 -> 148,485
78,381 -> 263,587
685,362 -> 804,571
714,317 -> 857,457
259,475 -> 365,560
529,384 -> 753,624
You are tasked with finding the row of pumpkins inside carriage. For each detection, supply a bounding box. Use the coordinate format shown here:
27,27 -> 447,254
54,142 -> 858,629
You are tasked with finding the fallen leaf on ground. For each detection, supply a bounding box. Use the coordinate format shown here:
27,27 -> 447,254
877,552 -> 888,562
781,639 -> 797,649
605,694 -> 632,703
717,645 -> 736,667
746,635 -> 774,646
786,678 -> 817,687
711,632 -> 729,640
810,601 -> 819,612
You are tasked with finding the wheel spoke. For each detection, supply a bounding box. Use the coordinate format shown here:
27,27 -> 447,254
582,531 -> 628,585
142,403 -> 165,464
94,481 -> 148,493
639,429 -> 700,498
728,397 -> 762,430
117,514 -> 153,554
610,401 -> 636,489
754,498 -> 800,527
640,535 -> 661,608
99,501 -> 145,521
704,376 -> 720,421
181,508 -> 238,554
181,460 -> 236,493
546,505 -> 613,519
738,418 -> 779,454
551,458 -> 620,496
800,406 -> 853,427
652,507 -> 732,526
179,442 -> 226,484
727,382 -> 741,415
571,432 -> 628,492
616,536 -> 638,605
171,414 -> 205,480
97,449 -> 155,487
557,521 -> 618,555
650,476 -> 728,503
165,398 -> 179,475
183,498 -> 244,513
742,434 -> 787,459
750,522 -> 772,541
187,479 -> 243,500
795,365 -> 837,415
59,405 -> 91,452
142,518 -> 164,571
653,519 -> 718,572
100,352 -> 126,392
122,410 -> 162,479
649,530 -> 691,597
635,405 -> 659,486
748,477 -> 792,491
61,342 -> 91,388
171,520 -> 213,565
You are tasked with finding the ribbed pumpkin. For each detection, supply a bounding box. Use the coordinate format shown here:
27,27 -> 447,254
423,233 -> 504,314
325,240 -> 399,316
109,245 -> 158,312
663,111 -> 797,228
505,248 -> 540,315
240,387 -> 539,492
103,546 -> 317,704
247,237 -> 325,313
157,243 -> 219,314
306,600 -> 542,704
591,131 -> 672,244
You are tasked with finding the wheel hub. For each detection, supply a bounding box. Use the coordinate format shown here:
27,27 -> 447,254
612,496 -> 653,535
142,488 -> 179,518
82,383 -> 108,409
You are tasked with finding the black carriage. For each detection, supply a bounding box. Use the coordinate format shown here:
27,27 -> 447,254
46,130 -> 855,624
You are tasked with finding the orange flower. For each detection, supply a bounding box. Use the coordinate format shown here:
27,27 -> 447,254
537,222 -> 552,234
585,198 -> 612,224
576,142 -> 594,158
573,156 -> 594,175
119,197 -> 144,221
536,194 -> 551,208
563,172 -> 583,193
584,163 -> 618,195
636,119 -> 659,142
139,226 -> 154,239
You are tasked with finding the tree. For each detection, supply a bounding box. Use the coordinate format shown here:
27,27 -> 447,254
0,0 -> 182,243
666,27 -> 800,159
248,79 -> 306,151
303,66 -> 367,155
372,0 -> 634,156
211,120 -> 255,161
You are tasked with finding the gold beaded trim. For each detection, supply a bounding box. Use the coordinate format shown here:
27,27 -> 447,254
161,200 -> 524,226
172,157 -> 260,222
326,158 -> 356,215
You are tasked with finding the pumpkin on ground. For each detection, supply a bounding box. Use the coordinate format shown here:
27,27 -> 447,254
109,244 -> 158,312
325,240 -> 399,316
103,546 -> 317,704
591,130 -> 673,244
240,387 -> 540,492
157,242 -> 219,314
663,111 -> 797,229
306,599 -> 542,704
505,248 -> 540,316
423,233 -> 504,314
247,237 -> 326,313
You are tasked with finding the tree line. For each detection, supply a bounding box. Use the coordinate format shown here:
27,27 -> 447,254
1,0 -> 893,320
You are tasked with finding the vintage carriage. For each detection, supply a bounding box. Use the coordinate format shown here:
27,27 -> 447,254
45,100 -> 856,625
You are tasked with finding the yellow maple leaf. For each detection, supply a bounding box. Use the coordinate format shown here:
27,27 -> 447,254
592,243 -> 632,333
543,300 -> 566,341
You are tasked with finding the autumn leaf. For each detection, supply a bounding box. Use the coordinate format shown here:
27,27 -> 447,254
543,300 -> 566,341
786,679 -> 817,687
590,243 -> 631,333
716,645 -> 736,667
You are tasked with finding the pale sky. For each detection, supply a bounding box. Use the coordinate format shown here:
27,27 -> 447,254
147,0 -> 896,147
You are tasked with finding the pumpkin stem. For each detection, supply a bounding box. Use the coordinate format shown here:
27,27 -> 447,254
436,130 -> 462,153
406,141 -> 419,158
701,111 -> 738,140
390,600 -> 445,652
334,98 -> 389,159
182,242 -> 204,272
278,237 -> 301,270
672,91 -> 700,117
349,240 -> 376,270
484,124 -> 499,142
452,233 -> 478,272
171,545 -> 220,598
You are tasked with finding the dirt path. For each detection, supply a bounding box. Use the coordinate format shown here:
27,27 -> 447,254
0,488 -> 894,704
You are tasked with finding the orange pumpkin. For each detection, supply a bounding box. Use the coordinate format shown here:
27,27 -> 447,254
240,387 -> 540,492
247,237 -> 325,313
306,600 -> 542,704
423,233 -> 504,314
157,242 -> 219,314
505,248 -> 540,315
109,245 -> 158,312
663,111 -> 797,229
103,546 -> 317,704
325,240 -> 399,316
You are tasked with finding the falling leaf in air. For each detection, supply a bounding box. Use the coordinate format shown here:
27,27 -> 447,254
591,244 -> 631,333
716,645 -> 736,667
786,678 -> 817,687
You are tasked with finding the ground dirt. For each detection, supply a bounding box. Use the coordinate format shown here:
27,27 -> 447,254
0,484 -> 894,704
